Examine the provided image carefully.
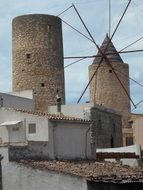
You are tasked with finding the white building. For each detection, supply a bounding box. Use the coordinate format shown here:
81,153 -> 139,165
0,107 -> 91,160
0,90 -> 34,111
0,103 -> 123,161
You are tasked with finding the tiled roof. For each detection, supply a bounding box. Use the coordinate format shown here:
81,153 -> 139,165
2,107 -> 90,123
20,160 -> 143,184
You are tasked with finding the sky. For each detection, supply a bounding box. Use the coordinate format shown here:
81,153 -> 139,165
0,0 -> 143,113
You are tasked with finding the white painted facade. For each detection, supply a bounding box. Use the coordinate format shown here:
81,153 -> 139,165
48,103 -> 121,120
0,92 -> 34,111
0,108 -> 49,144
50,121 -> 91,159
8,90 -> 33,99
97,145 -> 142,167
0,147 -> 88,190
0,107 -> 92,160
48,103 -> 93,119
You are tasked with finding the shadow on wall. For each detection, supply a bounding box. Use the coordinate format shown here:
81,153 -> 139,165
0,155 -> 3,190
9,142 -> 50,161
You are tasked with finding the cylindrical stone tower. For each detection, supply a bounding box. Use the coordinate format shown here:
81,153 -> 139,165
89,35 -> 131,129
12,14 -> 65,112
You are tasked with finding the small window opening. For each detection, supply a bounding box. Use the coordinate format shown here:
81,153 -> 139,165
28,123 -> 36,134
126,137 -> 133,146
12,127 -> 19,131
109,70 -> 112,73
111,135 -> 114,148
113,123 -> 116,133
128,120 -> 133,128
47,24 -> 52,32
98,119 -> 102,128
41,83 -> 45,87
26,53 -> 31,59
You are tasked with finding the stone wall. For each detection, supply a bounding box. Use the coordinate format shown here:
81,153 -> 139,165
89,62 -> 131,147
90,106 -> 123,149
89,62 -> 131,129
12,14 -> 65,112
9,141 -> 50,161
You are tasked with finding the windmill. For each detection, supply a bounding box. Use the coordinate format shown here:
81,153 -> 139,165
58,0 -> 143,145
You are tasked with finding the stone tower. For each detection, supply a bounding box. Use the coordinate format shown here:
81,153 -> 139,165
12,14 -> 65,112
89,35 -> 131,127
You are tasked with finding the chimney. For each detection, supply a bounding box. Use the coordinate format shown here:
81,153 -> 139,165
55,90 -> 62,114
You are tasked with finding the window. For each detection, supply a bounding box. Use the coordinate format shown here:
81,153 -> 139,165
98,119 -> 102,128
47,24 -> 51,32
12,127 -> 19,131
26,53 -> 31,59
128,120 -> 133,128
113,123 -> 116,133
28,123 -> 36,134
126,137 -> 133,146
41,83 -> 45,87
111,135 -> 114,148
109,69 -> 112,73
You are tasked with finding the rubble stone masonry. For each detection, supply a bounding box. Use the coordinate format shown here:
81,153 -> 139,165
89,62 -> 131,129
90,106 -> 123,148
12,14 -> 65,112
89,62 -> 130,116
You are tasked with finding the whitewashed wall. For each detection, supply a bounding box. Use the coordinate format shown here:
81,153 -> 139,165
0,108 -> 49,143
0,147 -> 88,190
0,92 -> 34,111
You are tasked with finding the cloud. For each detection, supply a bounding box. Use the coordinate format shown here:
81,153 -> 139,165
0,0 -> 143,113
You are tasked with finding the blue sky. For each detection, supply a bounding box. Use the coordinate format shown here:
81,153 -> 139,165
0,0 -> 143,113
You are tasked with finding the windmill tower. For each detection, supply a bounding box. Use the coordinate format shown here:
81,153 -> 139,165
89,34 -> 131,130
12,14 -> 65,112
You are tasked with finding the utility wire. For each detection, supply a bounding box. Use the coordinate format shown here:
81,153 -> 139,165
64,57 -> 86,68
64,56 -> 143,90
121,49 -> 143,54
64,49 -> 143,60
64,57 -> 143,89
62,19 -> 94,43
57,5 -> 73,17
119,36 -> 143,52
132,100 -> 143,111
114,68 -> 143,88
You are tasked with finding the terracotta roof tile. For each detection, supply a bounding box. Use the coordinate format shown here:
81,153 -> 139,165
2,107 -> 90,123
19,160 -> 143,183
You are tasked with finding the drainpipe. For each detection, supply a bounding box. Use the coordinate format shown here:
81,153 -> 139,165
90,108 -> 96,160
90,122 -> 96,159
0,97 -> 3,108
0,155 -> 3,190
85,126 -> 90,159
